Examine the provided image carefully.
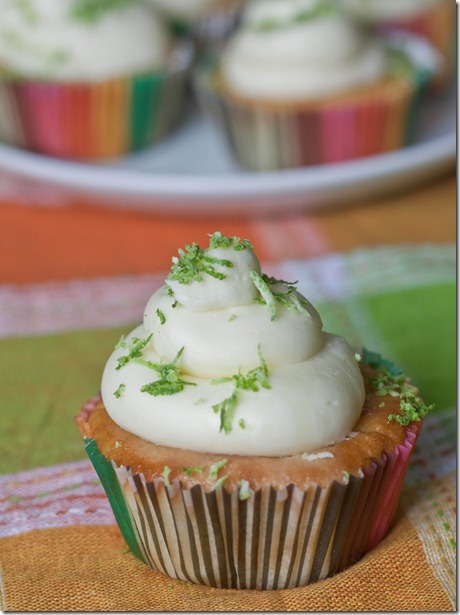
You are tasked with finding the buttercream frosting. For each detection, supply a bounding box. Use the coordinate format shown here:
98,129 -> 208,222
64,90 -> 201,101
0,0 -> 170,81
101,233 -> 365,457
221,0 -> 387,100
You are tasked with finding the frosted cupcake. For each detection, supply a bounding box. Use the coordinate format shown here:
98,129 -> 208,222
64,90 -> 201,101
76,232 -> 431,589
338,0 -> 455,86
0,0 -> 193,159
195,0 -> 439,170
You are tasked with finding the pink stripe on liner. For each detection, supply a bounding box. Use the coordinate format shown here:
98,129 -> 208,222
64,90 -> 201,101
366,422 -> 421,550
320,105 -> 358,164
19,82 -> 64,156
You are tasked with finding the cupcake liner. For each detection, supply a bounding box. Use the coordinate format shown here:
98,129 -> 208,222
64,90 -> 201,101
0,40 -> 193,160
77,397 -> 422,589
194,33 -> 438,171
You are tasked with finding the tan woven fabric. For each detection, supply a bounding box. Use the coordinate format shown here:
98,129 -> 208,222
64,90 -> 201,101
1,510 -> 452,612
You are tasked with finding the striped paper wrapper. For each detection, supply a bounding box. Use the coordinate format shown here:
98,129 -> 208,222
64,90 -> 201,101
0,41 -> 193,160
194,34 -> 437,171
77,405 -> 422,589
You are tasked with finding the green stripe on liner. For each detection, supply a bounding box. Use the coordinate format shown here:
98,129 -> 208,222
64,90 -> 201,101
85,438 -> 146,564
361,349 -> 404,376
130,73 -> 165,150
404,68 -> 431,145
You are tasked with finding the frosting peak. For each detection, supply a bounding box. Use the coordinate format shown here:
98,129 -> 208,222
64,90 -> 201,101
101,232 -> 365,457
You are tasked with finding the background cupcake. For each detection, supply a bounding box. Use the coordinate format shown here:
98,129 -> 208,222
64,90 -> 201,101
76,232 -> 431,589
338,0 -> 456,87
0,0 -> 193,159
194,0 -> 440,171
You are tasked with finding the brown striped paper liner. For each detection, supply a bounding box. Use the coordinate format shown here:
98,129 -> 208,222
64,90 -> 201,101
80,417 -> 421,590
194,33 -> 438,171
0,40 -> 193,160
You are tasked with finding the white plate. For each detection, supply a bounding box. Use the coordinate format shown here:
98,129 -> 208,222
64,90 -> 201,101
0,82 -> 455,217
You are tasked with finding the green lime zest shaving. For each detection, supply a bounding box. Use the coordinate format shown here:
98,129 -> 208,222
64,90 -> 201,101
209,459 -> 228,481
140,347 -> 196,397
249,0 -> 337,33
388,395 -> 434,426
161,466 -> 171,488
363,351 -> 434,425
212,391 -> 238,435
208,231 -> 253,252
250,271 -> 277,320
211,347 -> 270,434
116,334 -> 153,370
167,242 -> 233,285
251,273 -> 311,320
113,383 -> 126,399
70,0 -> 131,23
213,476 -> 228,491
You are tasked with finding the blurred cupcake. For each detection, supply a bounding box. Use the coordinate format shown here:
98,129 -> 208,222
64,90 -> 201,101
194,0 -> 440,171
148,0 -> 245,46
0,0 -> 193,159
338,0 -> 455,87
76,231 -> 431,589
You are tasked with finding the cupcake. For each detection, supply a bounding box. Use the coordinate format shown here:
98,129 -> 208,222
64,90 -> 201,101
338,0 -> 455,87
76,232 -> 432,589
194,0 -> 439,170
0,0 -> 193,159
148,0 -> 245,46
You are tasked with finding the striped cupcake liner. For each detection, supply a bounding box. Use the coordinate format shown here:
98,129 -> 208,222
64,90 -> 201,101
194,34 -> 437,171
77,344 -> 423,590
0,40 -> 193,160
80,419 -> 420,589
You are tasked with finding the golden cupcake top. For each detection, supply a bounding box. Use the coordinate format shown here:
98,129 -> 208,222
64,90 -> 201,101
101,231 -> 367,457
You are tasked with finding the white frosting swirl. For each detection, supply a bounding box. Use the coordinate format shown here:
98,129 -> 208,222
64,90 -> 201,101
339,0 -> 444,22
101,235 -> 365,457
0,0 -> 170,81
221,0 -> 387,100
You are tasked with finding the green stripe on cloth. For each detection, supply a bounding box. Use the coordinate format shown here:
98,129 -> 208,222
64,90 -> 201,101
317,282 -> 456,411
1,327 -> 128,474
